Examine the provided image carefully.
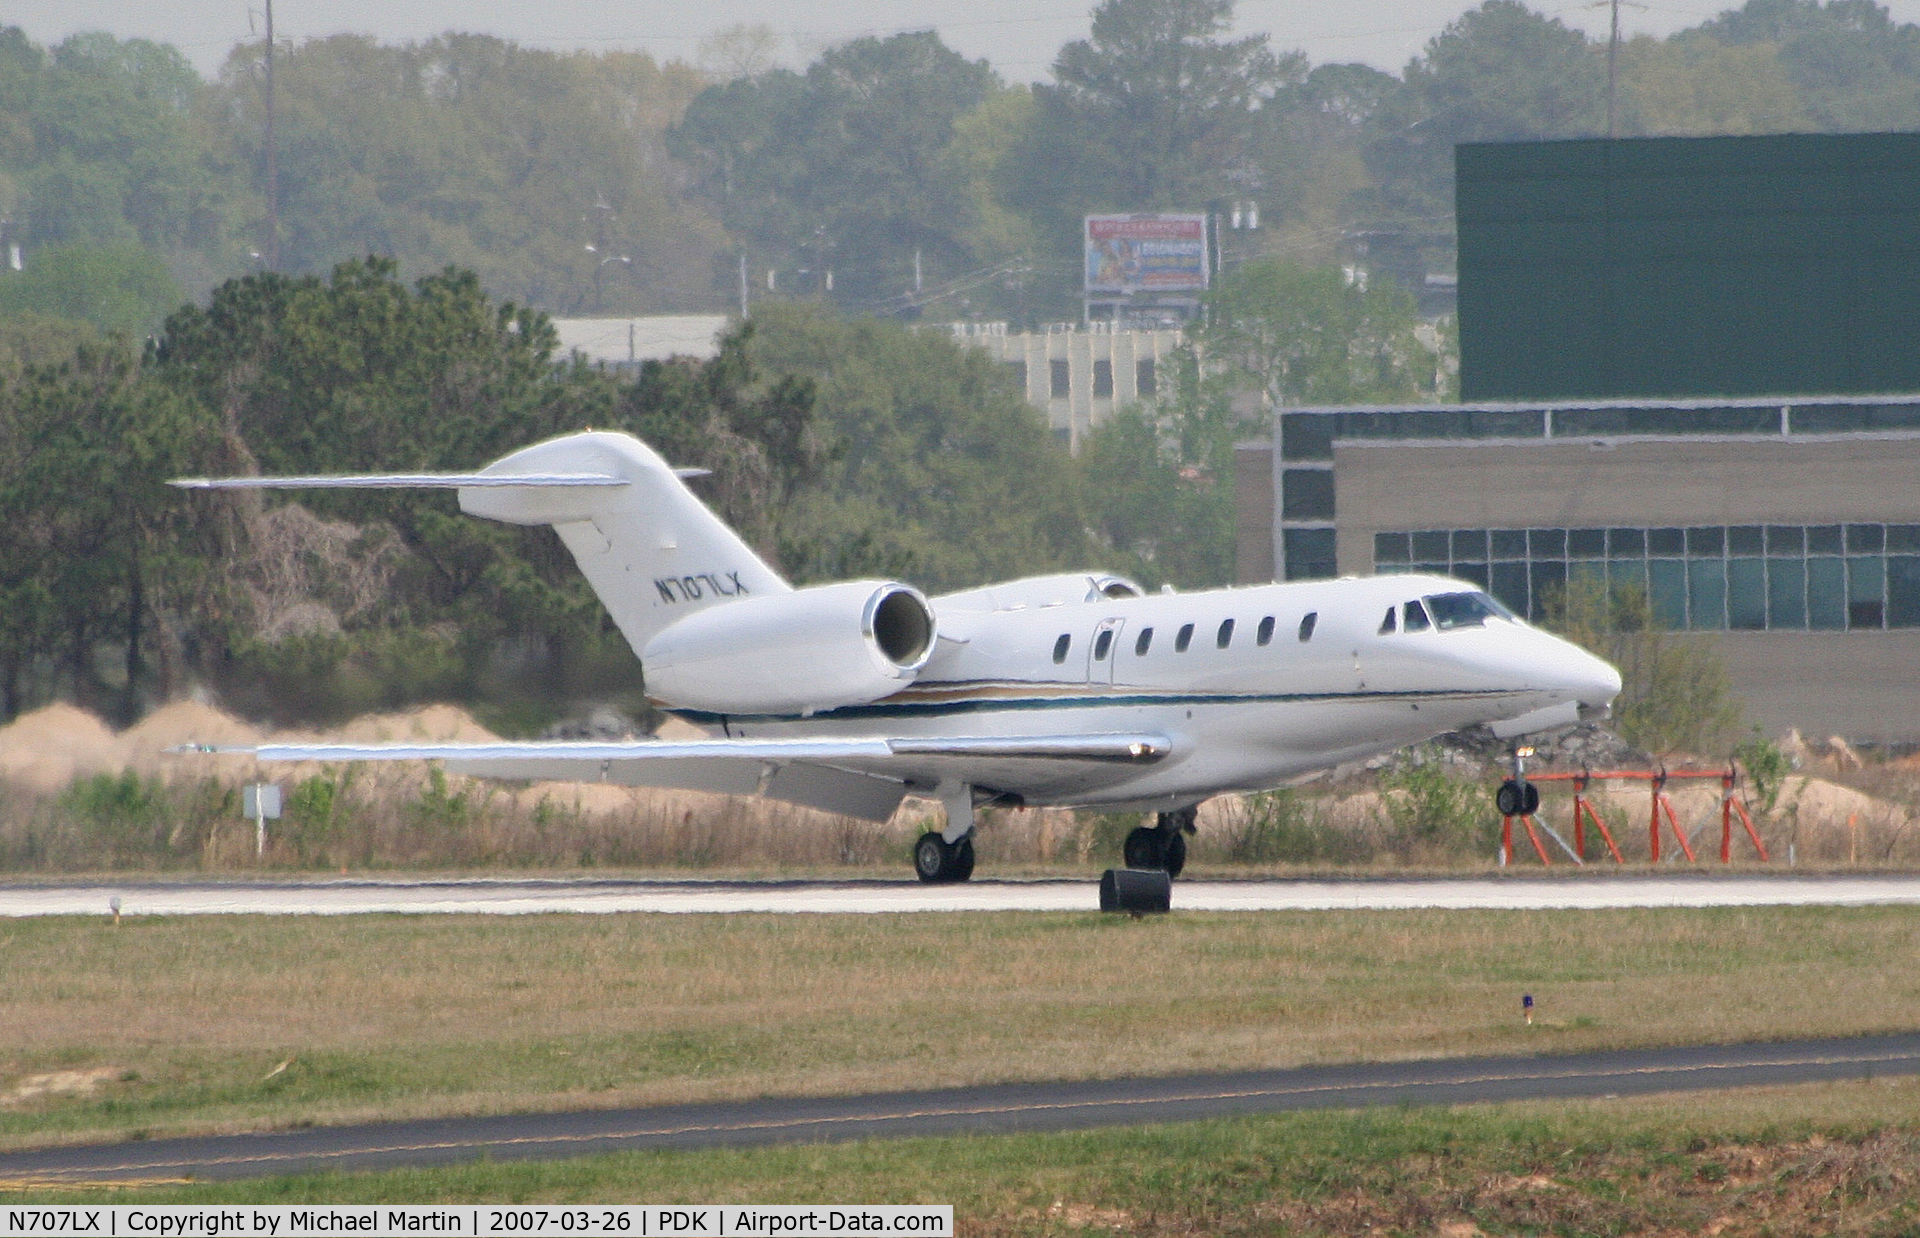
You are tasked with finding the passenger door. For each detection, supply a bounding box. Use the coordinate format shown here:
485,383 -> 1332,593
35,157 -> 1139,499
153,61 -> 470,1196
1086,617 -> 1126,685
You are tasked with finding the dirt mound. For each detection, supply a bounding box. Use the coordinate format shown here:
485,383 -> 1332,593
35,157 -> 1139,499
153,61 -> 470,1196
330,705 -> 500,744
0,703 -> 124,795
1779,775 -> 1886,825
0,700 -> 505,797
120,700 -> 268,778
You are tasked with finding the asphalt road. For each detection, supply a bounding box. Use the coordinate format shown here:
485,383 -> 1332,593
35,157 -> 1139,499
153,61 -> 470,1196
7,872 -> 1920,915
1,1033 -> 1916,1185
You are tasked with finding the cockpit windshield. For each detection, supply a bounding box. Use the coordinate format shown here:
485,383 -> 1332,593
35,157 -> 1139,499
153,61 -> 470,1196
1424,591 -> 1517,630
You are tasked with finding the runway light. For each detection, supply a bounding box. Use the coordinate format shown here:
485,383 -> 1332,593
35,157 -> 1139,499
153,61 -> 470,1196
109,896 -> 121,927
1523,993 -> 1534,1026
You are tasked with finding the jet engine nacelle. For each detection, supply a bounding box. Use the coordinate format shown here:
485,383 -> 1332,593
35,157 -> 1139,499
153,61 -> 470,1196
641,580 -> 937,715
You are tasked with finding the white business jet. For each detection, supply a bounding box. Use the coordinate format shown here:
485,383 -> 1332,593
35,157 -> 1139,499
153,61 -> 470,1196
176,430 -> 1621,881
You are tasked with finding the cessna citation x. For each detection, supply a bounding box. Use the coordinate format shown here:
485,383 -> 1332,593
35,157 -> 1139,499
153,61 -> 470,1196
176,430 -> 1622,882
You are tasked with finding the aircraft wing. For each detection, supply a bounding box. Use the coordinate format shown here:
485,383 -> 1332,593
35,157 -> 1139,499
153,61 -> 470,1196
182,733 -> 1173,822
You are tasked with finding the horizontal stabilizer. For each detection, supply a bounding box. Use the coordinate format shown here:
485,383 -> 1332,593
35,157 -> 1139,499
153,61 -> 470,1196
172,431 -> 781,657
170,472 -> 634,490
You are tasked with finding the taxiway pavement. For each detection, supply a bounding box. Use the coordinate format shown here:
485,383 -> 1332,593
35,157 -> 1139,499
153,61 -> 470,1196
1,1033 -> 1915,1184
5,873 -> 1920,916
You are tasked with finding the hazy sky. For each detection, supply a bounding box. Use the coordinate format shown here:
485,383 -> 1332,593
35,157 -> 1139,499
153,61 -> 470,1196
8,0 -> 1778,82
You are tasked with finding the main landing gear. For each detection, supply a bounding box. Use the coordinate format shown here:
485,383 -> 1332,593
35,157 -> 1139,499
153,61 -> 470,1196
916,780 -> 978,883
1123,807 -> 1196,878
913,831 -> 975,883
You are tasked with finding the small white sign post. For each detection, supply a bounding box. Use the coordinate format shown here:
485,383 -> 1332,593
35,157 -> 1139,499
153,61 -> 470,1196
244,783 -> 282,858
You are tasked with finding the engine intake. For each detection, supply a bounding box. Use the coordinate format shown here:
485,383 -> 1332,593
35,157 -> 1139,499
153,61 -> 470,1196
642,580 -> 936,715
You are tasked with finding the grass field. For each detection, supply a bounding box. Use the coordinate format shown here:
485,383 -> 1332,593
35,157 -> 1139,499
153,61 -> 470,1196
3,905 -> 1919,1153
9,1081 -> 1920,1235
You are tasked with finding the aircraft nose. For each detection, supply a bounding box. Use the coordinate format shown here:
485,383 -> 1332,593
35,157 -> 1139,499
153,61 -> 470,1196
1556,639 -> 1622,709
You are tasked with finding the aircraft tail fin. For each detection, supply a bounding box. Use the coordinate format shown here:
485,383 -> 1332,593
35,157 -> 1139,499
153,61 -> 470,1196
175,431 -> 789,655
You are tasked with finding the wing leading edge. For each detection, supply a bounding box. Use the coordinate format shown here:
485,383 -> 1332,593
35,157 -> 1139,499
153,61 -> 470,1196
180,733 -> 1173,822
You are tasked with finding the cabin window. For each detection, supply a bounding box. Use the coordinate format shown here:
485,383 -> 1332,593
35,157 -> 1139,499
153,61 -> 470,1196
1379,607 -> 1397,634
1052,633 -> 1071,663
1256,616 -> 1275,646
1404,600 -> 1432,633
1216,618 -> 1235,648
1297,612 -> 1317,642
1093,629 -> 1113,660
1135,627 -> 1154,655
1175,623 -> 1194,652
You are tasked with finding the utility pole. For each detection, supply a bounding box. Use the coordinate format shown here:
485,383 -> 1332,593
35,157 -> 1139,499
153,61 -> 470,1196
738,252 -> 750,318
1606,0 -> 1620,139
262,0 -> 279,267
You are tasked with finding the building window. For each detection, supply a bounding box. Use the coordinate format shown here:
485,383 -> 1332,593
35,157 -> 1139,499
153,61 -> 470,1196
1282,469 -> 1335,522
1374,522 -> 1920,633
1050,359 -> 1070,398
1283,528 -> 1337,581
1092,359 -> 1113,398
1136,358 -> 1156,396
1006,361 -> 1027,391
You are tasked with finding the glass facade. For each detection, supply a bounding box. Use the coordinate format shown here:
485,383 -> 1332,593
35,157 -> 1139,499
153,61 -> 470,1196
1374,523 -> 1920,631
1269,394 -> 1920,582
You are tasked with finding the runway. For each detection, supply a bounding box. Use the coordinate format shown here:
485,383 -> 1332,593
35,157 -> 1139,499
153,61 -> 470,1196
1,1033 -> 1916,1185
5,872 -> 1920,916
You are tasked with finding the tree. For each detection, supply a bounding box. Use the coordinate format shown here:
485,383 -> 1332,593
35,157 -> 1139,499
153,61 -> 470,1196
1077,347 -> 1237,587
210,34 -> 727,312
1359,2 -> 1607,284
0,342 -> 218,721
1029,0 -> 1300,211
672,32 -> 1002,308
1692,0 -> 1920,130
0,29 -> 235,283
739,301 -> 1094,591
146,258 -> 628,719
1615,34 -> 1810,135
1198,257 -> 1432,409
1242,62 -> 1400,268
0,241 -> 184,336
695,25 -> 784,82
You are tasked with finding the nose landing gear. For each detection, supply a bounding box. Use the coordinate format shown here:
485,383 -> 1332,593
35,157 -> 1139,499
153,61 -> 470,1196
1495,778 -> 1540,817
1496,742 -> 1540,818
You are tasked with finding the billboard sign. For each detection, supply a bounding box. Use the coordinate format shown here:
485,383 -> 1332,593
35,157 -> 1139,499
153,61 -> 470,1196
1085,213 -> 1209,295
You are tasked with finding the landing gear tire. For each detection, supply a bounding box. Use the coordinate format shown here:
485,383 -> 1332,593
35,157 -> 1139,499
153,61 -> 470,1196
1496,779 -> 1540,817
1123,824 -> 1186,876
914,832 -> 975,883
1162,830 -> 1187,879
1123,826 -> 1165,870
